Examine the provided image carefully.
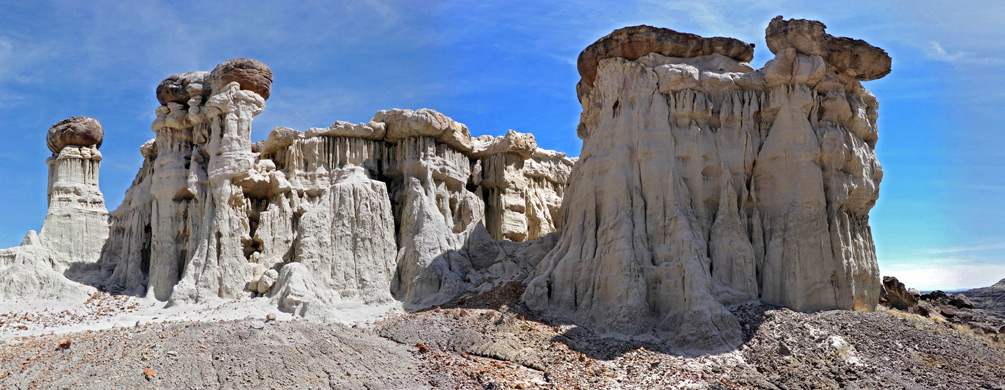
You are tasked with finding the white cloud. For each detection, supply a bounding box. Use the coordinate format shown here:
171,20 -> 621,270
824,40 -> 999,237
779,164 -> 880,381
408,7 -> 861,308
881,260 -> 1005,291
927,41 -> 966,62
927,241 -> 1005,254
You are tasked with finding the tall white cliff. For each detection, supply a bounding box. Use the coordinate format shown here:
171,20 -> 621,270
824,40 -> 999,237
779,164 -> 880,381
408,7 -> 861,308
524,17 -> 888,351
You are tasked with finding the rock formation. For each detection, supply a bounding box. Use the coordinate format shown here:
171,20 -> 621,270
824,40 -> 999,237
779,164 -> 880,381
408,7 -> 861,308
576,25 -> 755,101
524,17 -> 888,350
0,116 -> 110,301
40,117 -> 110,269
765,16 -> 891,81
3,16 -> 892,353
961,278 -> 1005,320
879,276 -> 920,311
94,59 -> 574,314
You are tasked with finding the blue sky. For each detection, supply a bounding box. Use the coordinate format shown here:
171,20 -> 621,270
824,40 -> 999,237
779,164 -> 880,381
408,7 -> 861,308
1,1 -> 1003,290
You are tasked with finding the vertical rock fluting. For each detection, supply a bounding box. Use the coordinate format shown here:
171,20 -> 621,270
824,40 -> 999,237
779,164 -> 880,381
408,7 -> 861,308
168,81 -> 265,304
471,130 -> 573,243
0,116 -> 108,302
39,117 -> 110,271
95,59 -> 274,303
99,140 -> 154,292
524,19 -> 888,350
98,61 -> 574,311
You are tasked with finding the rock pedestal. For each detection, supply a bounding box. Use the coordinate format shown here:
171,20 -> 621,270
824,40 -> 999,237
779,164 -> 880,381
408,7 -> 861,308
0,116 -> 109,302
39,117 -> 109,271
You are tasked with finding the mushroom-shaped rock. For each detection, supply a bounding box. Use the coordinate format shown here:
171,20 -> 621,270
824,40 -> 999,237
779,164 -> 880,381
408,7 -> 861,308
373,108 -> 474,153
208,58 -> 273,100
765,16 -> 891,81
156,71 -> 210,105
47,116 -> 103,153
577,25 -> 754,101
471,129 -> 538,158
258,126 -> 304,156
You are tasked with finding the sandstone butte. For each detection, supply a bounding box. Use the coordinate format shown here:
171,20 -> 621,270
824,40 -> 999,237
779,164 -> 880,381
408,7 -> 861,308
0,16 -> 890,352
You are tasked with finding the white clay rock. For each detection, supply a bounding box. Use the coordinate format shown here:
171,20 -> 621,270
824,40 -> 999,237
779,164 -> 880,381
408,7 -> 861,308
523,18 -> 885,352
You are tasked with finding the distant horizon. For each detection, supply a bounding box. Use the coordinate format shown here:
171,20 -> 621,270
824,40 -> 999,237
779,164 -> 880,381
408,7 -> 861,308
2,1 -> 1004,291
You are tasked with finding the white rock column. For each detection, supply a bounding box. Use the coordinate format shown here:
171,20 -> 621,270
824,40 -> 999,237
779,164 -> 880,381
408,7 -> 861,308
169,82 -> 264,304
39,118 -> 110,271
146,103 -> 197,300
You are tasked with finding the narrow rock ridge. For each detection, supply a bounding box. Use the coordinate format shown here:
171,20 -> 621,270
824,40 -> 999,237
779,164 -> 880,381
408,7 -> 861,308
524,17 -> 886,351
90,59 -> 573,315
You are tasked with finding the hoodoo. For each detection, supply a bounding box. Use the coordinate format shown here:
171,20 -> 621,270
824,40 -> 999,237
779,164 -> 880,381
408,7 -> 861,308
0,116 -> 109,301
41,116 -> 110,267
1,17 -> 889,352
523,17 -> 888,350
93,58 -> 574,315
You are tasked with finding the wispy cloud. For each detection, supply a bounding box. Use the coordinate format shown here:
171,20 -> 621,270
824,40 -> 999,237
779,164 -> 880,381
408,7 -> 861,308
927,241 -> 1005,254
0,35 -> 58,84
925,40 -> 1005,65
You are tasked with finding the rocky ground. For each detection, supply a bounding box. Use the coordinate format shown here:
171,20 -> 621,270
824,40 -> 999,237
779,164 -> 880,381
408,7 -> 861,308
961,278 -> 1005,321
2,283 -> 1004,389
0,320 -> 426,389
0,292 -> 138,334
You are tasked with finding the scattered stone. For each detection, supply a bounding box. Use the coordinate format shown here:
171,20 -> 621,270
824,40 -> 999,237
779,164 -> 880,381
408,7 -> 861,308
923,290 -> 948,301
256,269 -> 278,295
777,341 -> 792,356
143,367 -> 155,380
948,293 -> 975,309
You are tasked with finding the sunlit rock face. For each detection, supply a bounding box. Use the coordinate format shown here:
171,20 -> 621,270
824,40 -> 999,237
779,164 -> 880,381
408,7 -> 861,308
524,18 -> 888,351
0,116 -> 109,303
40,116 -> 110,271
95,59 -> 574,313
